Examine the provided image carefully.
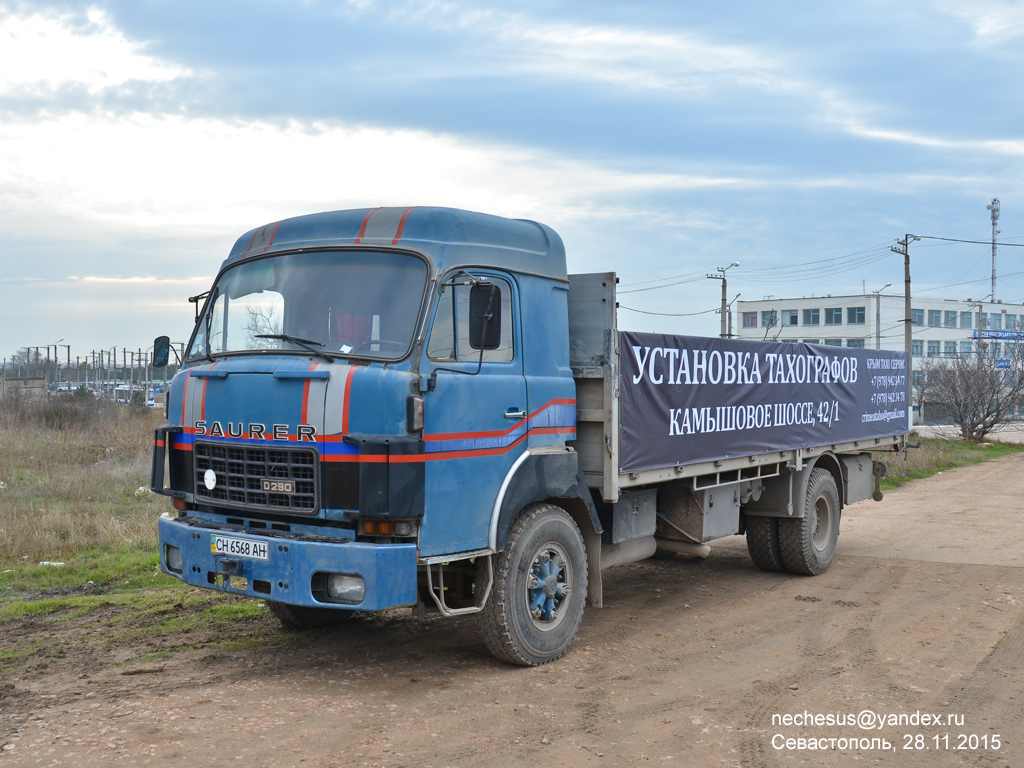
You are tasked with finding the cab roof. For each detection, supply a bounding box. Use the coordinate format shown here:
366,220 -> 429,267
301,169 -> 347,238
225,206 -> 567,282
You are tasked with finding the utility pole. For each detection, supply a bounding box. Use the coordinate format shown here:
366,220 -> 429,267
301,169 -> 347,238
872,284 -> 891,350
987,198 -> 1000,302
707,262 -> 739,339
971,297 -> 992,362
891,235 -> 919,422
891,235 -> 918,361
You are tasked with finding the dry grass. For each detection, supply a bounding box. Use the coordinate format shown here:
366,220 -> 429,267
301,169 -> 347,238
0,394 -> 166,590
876,431 -> 1024,490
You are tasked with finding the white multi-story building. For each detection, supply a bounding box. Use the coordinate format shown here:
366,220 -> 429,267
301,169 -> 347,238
734,294 -> 1024,362
734,294 -> 1024,424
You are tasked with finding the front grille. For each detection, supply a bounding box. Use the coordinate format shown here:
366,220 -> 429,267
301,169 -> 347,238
194,442 -> 318,513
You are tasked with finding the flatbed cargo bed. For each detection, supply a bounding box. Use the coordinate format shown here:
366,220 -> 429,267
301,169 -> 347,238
567,273 -> 907,503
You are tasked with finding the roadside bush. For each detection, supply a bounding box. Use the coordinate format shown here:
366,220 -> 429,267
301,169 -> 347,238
35,394 -> 109,429
0,391 -> 120,430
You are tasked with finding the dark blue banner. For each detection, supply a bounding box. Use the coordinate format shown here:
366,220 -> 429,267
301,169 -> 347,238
619,333 -> 910,473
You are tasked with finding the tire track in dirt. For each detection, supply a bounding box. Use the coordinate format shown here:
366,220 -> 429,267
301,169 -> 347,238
946,611 -> 1024,766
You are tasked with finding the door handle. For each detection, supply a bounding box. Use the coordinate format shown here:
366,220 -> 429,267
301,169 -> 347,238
504,409 -> 527,419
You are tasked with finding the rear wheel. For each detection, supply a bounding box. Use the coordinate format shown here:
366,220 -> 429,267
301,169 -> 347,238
479,503 -> 588,666
266,600 -> 352,631
778,468 -> 841,575
745,516 -> 785,572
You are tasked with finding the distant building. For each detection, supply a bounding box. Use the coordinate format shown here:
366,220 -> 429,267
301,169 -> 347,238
736,294 -> 1024,358
0,376 -> 47,402
735,294 -> 1024,423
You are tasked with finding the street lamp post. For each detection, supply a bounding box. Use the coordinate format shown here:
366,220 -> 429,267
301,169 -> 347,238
726,293 -> 741,339
871,284 -> 891,350
57,344 -> 70,390
47,339 -> 63,389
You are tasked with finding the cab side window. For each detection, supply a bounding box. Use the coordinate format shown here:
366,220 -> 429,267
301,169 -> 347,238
427,276 -> 514,363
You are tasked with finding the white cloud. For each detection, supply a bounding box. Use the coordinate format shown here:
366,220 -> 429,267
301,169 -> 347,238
388,3 -> 1016,154
0,5 -> 189,95
396,3 -> 800,96
496,20 -> 791,94
833,117 -> 1024,157
4,108 -> 1011,265
935,0 -> 1024,43
69,275 -> 212,285
0,111 -> 752,243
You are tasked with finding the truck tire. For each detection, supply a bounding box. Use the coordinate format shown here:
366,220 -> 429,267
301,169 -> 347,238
266,600 -> 352,631
479,503 -> 588,666
745,516 -> 785,572
778,468 -> 840,576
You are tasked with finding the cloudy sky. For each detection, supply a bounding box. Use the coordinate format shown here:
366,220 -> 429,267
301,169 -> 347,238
1,0 -> 1023,366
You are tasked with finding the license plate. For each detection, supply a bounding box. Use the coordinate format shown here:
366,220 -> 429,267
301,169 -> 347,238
262,478 -> 295,494
211,535 -> 269,561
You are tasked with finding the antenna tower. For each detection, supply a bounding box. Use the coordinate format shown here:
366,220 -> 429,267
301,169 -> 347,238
987,197 -> 1000,301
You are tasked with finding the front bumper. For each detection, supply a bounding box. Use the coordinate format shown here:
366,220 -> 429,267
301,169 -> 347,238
158,514 -> 418,611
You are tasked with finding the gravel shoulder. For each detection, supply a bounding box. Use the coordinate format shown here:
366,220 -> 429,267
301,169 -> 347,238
3,453 -> 1024,767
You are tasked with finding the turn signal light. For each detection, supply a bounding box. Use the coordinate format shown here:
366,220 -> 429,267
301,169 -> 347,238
361,520 -> 395,535
406,394 -> 424,433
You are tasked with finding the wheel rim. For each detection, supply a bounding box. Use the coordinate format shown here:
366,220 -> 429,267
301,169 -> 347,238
811,494 -> 834,552
525,541 -> 572,631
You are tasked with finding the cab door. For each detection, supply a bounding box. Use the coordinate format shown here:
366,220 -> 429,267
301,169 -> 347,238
417,271 -> 526,556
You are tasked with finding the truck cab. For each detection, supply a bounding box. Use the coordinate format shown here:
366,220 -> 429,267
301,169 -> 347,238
153,207 -> 591,664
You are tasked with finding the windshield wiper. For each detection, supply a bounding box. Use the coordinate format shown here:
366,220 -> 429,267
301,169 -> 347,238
255,334 -> 335,362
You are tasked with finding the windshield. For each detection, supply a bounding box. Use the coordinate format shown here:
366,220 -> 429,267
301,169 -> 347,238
187,250 -> 428,361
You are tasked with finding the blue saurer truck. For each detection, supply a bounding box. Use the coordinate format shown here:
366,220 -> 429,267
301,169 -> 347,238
152,206 -> 910,665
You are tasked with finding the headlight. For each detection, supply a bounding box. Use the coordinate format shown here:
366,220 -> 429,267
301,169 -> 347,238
326,573 -> 365,603
165,545 -> 183,573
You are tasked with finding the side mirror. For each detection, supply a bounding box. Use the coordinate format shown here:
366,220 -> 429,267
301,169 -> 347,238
153,336 -> 170,368
469,282 -> 501,350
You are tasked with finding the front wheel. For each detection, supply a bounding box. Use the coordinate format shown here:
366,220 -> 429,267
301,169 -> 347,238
266,600 -> 352,631
479,503 -> 588,666
778,468 -> 841,575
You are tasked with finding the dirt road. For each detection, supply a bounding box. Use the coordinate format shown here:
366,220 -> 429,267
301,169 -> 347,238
3,452 -> 1023,767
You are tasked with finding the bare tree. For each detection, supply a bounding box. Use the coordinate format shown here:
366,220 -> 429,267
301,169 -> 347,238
245,303 -> 282,348
761,310 -> 778,341
911,357 -> 939,425
922,342 -> 1024,441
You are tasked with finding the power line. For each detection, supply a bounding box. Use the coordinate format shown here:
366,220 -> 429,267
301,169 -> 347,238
619,270 -> 707,288
621,232 -> 1024,302
618,275 -> 707,294
736,251 -> 893,283
619,304 -> 719,317
912,267 -> 1024,294
737,244 -> 892,274
917,235 -> 1024,247
618,241 -> 893,293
